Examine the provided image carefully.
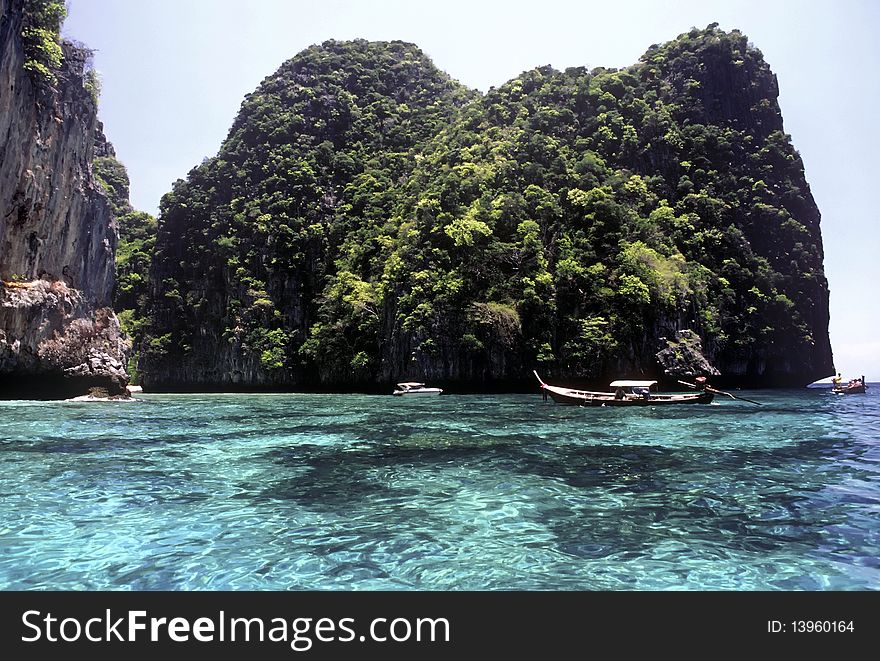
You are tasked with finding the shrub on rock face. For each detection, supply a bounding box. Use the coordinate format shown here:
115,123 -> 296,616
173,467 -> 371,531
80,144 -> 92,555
20,0 -> 67,86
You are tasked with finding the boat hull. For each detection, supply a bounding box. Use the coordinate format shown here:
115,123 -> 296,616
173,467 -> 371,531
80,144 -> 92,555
833,385 -> 866,395
545,388 -> 714,406
533,371 -> 714,406
392,389 -> 443,396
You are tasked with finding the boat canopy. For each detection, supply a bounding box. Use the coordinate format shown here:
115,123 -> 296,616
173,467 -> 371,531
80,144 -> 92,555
396,382 -> 426,388
609,380 -> 658,388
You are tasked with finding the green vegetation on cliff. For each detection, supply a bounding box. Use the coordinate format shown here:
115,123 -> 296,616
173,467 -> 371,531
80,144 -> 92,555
20,0 -> 66,85
142,27 -> 833,388
144,39 -> 475,384
94,154 -> 156,380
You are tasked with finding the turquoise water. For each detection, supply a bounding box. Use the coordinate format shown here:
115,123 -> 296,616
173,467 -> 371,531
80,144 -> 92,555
0,387 -> 877,590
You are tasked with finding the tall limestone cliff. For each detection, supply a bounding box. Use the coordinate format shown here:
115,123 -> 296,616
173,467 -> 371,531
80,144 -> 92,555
142,27 -> 833,390
142,39 -> 475,390
376,26 -> 834,387
0,0 -> 129,398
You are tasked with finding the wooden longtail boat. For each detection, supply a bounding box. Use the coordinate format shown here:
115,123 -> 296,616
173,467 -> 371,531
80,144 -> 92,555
833,376 -> 867,395
533,371 -> 714,406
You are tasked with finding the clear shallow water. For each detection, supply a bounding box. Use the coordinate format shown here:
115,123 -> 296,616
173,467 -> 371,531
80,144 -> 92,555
0,387 -> 877,590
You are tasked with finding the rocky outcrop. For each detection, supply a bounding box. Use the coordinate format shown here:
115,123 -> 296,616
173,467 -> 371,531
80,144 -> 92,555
0,0 -> 129,398
656,329 -> 720,379
0,280 -> 129,397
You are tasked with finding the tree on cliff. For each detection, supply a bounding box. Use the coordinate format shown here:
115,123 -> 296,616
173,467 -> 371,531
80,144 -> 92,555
20,0 -> 66,85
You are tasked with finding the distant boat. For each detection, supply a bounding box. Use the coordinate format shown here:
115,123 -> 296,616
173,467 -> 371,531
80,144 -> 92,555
392,382 -> 443,396
533,371 -> 714,406
833,375 -> 867,395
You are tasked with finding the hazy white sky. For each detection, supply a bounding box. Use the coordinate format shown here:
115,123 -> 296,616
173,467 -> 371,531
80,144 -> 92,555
63,0 -> 880,380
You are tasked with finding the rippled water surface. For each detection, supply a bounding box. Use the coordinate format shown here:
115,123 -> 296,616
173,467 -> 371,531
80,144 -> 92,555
1,387 -> 878,590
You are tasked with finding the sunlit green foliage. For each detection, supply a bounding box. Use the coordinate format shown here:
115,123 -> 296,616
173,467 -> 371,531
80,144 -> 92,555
21,0 -> 66,85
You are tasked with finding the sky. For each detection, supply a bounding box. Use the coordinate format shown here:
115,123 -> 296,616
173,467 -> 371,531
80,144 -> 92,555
62,0 -> 879,381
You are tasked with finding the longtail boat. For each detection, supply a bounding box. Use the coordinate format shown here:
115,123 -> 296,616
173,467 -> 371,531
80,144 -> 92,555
833,376 -> 867,395
533,371 -> 714,406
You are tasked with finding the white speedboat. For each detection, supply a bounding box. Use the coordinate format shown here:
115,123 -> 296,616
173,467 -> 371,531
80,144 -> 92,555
392,382 -> 443,396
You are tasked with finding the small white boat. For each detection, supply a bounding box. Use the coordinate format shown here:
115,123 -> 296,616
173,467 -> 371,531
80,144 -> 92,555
392,382 -> 443,396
